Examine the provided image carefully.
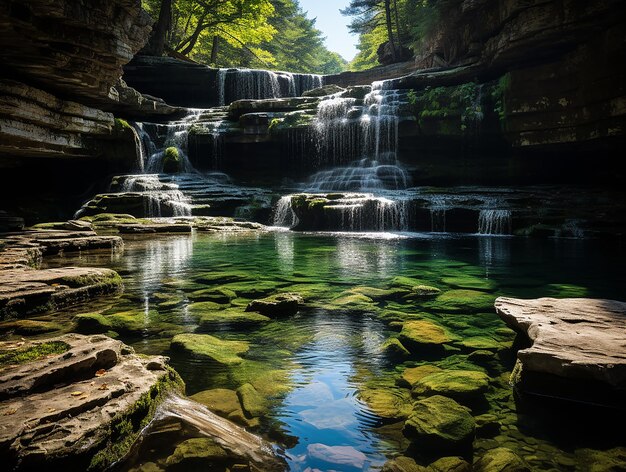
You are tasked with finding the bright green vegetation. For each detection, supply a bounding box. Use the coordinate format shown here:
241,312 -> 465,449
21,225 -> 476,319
143,0 -> 347,73
170,333 -> 250,365
0,340 -> 69,366
162,146 -> 181,173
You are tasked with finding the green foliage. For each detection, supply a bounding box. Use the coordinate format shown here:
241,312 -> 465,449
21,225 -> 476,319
491,74 -> 510,125
0,341 -> 69,367
162,146 -> 181,173
143,0 -> 346,74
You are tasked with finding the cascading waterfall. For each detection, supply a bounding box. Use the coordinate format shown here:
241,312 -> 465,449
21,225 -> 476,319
272,196 -> 298,228
429,196 -> 447,232
218,68 -> 323,105
478,209 -> 512,235
118,174 -> 192,217
306,80 -> 409,192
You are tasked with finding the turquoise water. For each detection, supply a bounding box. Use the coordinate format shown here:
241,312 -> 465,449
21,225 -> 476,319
42,231 -> 626,470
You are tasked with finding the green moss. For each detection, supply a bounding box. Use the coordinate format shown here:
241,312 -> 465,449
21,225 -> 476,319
425,290 -> 495,314
359,387 -> 412,420
441,276 -> 497,292
74,313 -> 112,334
381,338 -> 410,359
170,333 -> 249,365
162,147 -> 181,173
165,437 -> 228,469
473,447 -> 530,472
88,366 -> 184,470
236,383 -> 268,418
113,118 -> 132,133
412,370 -> 490,404
398,365 -> 443,389
0,319 -> 63,335
398,320 -> 454,352
0,340 -> 69,367
188,287 -> 237,303
196,309 -> 270,330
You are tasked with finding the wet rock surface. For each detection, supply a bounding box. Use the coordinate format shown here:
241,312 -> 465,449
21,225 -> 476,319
0,333 -> 183,470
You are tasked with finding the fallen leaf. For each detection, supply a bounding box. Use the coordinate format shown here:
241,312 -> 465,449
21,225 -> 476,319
95,369 -> 106,377
70,391 -> 83,397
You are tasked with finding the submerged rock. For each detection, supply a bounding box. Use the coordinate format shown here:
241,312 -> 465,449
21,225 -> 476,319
473,447 -> 530,472
403,395 -> 475,451
382,456 -> 427,472
398,320 -> 454,353
412,370 -> 490,404
170,334 -> 249,366
428,456 -> 472,472
427,290 -> 495,313
398,365 -> 443,388
236,383 -> 268,418
245,292 -> 303,317
164,437 -> 229,469
0,334 -> 183,470
196,309 -> 270,330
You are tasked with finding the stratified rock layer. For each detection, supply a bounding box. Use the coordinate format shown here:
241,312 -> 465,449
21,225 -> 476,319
0,334 -> 183,470
495,297 -> 626,391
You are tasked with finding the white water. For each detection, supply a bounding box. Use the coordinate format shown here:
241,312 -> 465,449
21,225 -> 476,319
218,68 -> 323,105
272,195 -> 298,228
478,209 -> 512,235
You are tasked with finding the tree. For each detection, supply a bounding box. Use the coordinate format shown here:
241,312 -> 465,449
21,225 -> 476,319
341,0 -> 399,62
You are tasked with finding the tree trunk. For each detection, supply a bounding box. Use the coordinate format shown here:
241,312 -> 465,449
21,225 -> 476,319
146,0 -> 172,56
210,35 -> 220,64
392,0 -> 402,42
384,0 -> 398,61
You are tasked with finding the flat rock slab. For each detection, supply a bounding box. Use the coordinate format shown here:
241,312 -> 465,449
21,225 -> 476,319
0,334 -> 182,470
0,267 -> 122,319
495,297 -> 626,389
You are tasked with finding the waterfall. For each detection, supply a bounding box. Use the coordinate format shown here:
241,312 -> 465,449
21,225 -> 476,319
335,196 -> 409,231
307,80 -> 409,191
429,196 -> 447,232
217,68 -> 323,105
145,109 -> 202,174
117,174 -> 192,217
272,196 -> 298,228
478,209 -> 512,235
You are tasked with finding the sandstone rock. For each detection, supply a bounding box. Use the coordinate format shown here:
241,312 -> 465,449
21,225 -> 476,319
0,334 -> 183,470
245,292 -> 303,317
495,297 -> 626,390
0,266 -> 122,319
473,447 -> 530,472
403,395 -> 475,451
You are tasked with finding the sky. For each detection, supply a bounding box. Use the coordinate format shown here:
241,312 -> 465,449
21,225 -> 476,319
298,0 -> 358,62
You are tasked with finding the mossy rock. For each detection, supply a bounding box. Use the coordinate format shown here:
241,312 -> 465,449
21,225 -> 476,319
427,456 -> 471,472
323,293 -> 377,312
412,370 -> 490,404
164,437 -> 229,469
389,276 -> 427,289
473,447 -> 530,472
220,280 -> 281,298
196,309 -> 270,330
170,334 -> 249,366
350,286 -> 409,301
398,320 -> 454,353
441,276 -> 497,292
474,413 -> 501,437
74,313 -> 112,334
426,290 -> 495,313
246,292 -> 303,317
162,146 -> 181,173
190,388 -> 241,417
228,361 -> 292,398
545,283 -> 589,298
381,338 -> 410,359
188,287 -> 237,303
403,395 -> 475,451
359,388 -> 412,420
236,383 -> 268,418
194,272 -> 255,285
382,456 -> 427,472
398,365 -> 443,389
0,319 -> 63,335
404,285 -> 441,299
457,335 -> 503,352
0,340 -> 69,367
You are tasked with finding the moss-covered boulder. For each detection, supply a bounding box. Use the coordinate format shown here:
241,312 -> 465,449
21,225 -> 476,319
398,320 -> 453,353
441,276 -> 497,292
196,309 -> 270,330
246,293 -> 303,317
427,456 -> 471,472
170,334 -> 249,365
190,388 -> 242,417
426,290 -> 495,313
162,146 -> 181,173
187,287 -> 237,303
236,383 -> 268,418
74,313 -> 113,334
381,338 -> 411,359
382,456 -> 427,472
403,395 -> 475,451
0,319 -> 63,335
349,286 -> 409,301
359,388 -> 412,420
398,365 -> 443,389
473,448 -> 530,472
165,437 -> 229,469
412,370 -> 490,404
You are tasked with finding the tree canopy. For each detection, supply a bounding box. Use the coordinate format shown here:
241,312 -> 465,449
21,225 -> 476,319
142,0 -> 347,74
